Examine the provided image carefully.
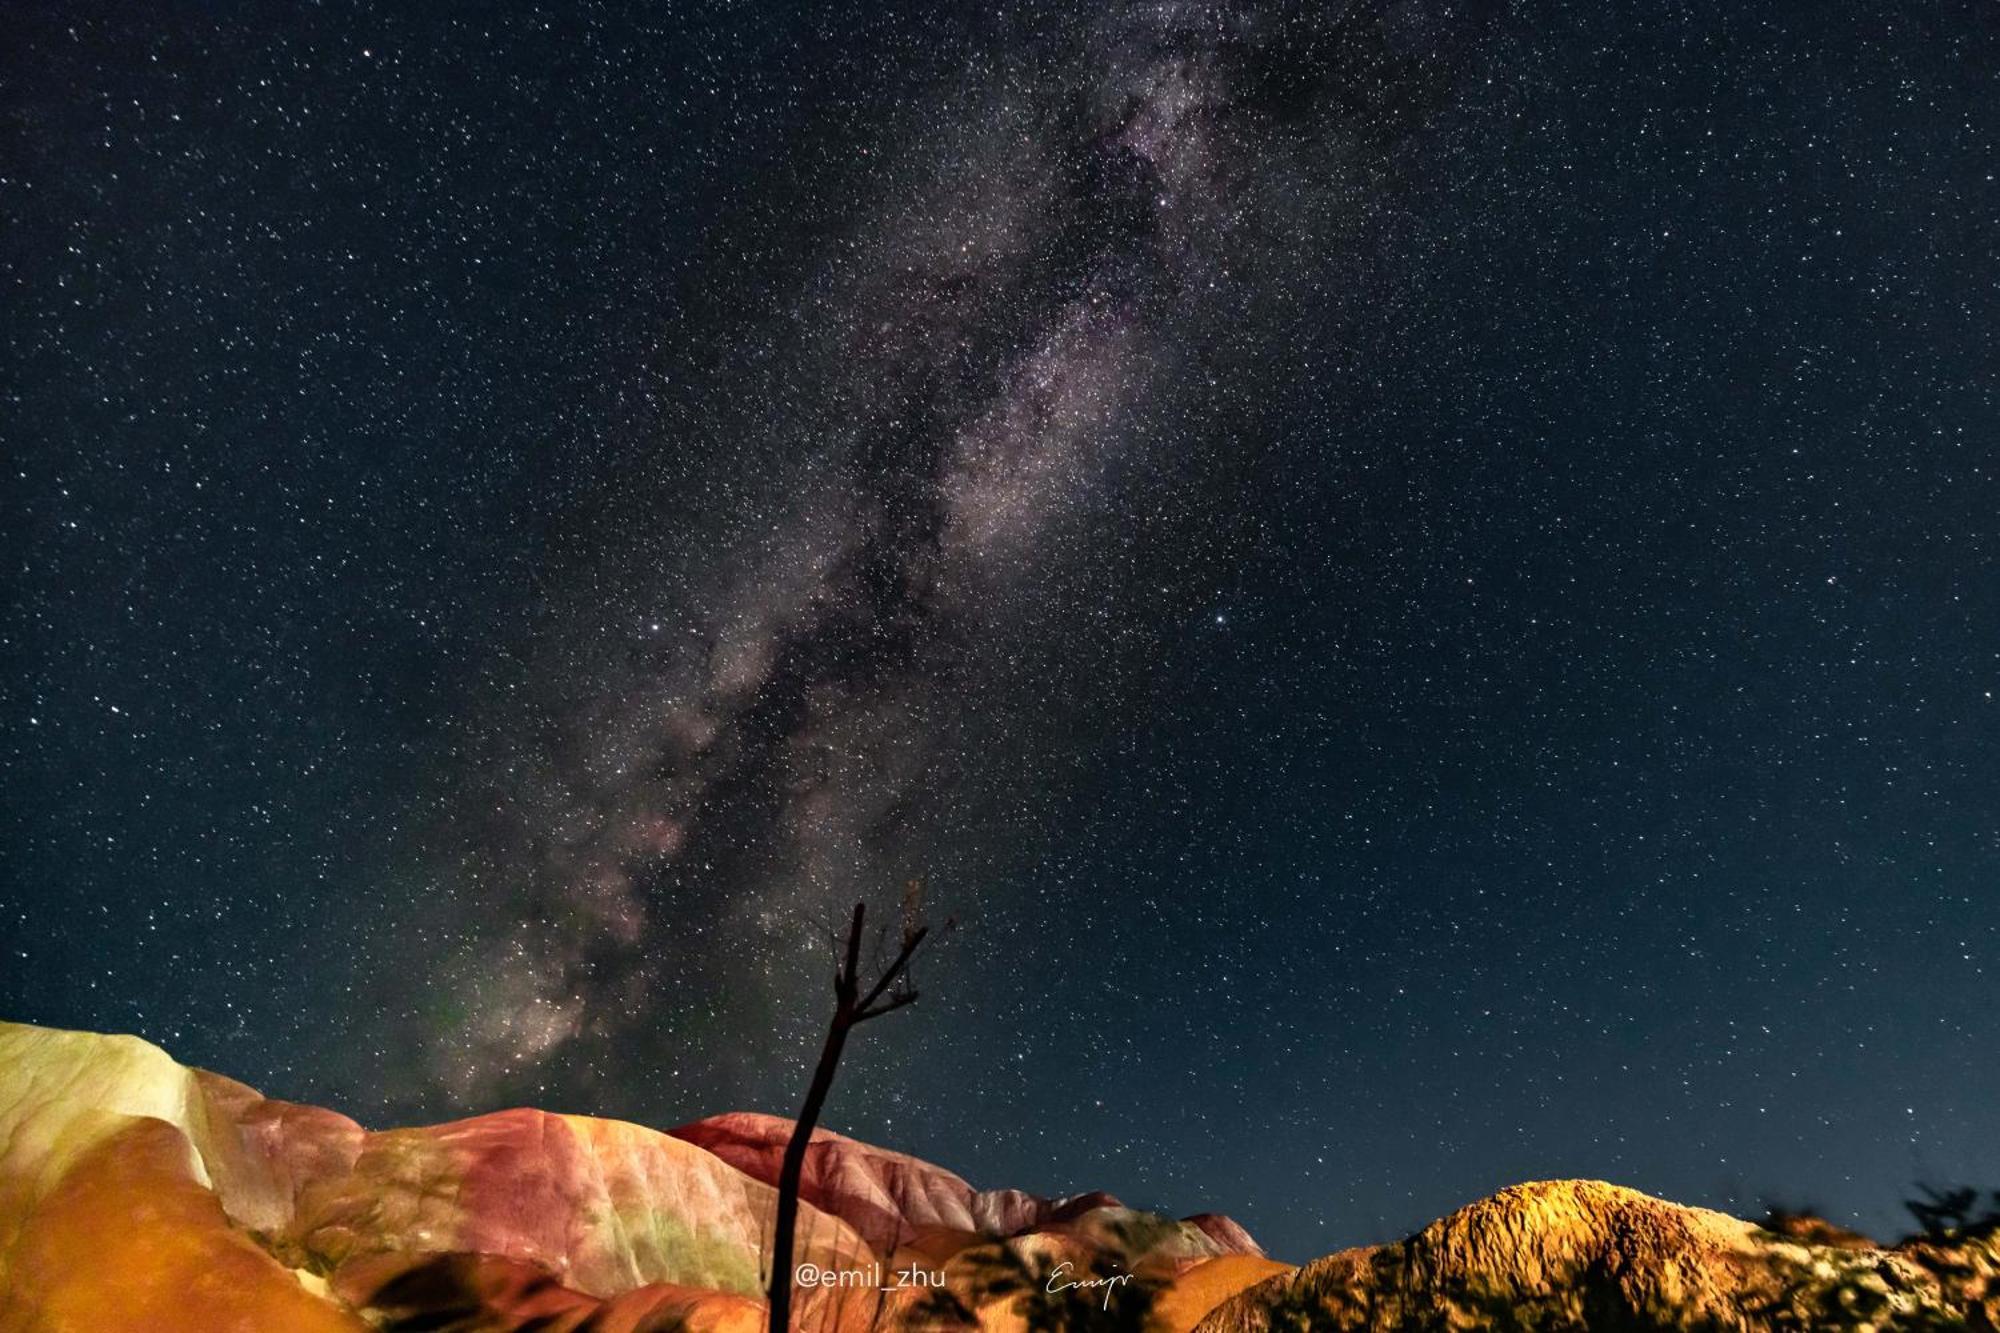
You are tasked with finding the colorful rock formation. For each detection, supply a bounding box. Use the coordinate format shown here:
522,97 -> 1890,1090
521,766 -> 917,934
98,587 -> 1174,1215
13,1020 -> 1984,1331
0,1021 -> 1272,1332
671,1112 -> 1259,1264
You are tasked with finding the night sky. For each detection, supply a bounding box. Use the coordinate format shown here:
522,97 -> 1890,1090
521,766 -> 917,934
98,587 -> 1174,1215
5,1 -> 1997,1263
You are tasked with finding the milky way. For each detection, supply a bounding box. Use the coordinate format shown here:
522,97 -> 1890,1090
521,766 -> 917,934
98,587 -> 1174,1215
409,0 -> 1480,1102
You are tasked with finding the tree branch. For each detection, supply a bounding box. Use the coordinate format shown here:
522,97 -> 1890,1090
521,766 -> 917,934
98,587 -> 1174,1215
853,925 -> 928,1017
852,987 -> 920,1024
836,901 -> 865,1006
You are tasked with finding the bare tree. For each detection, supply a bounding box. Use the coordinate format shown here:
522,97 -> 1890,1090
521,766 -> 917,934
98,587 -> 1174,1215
767,889 -> 943,1333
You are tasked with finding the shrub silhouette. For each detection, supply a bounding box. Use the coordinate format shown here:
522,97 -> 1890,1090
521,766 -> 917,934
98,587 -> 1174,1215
899,1215 -> 1164,1333
1906,1187 -> 2000,1244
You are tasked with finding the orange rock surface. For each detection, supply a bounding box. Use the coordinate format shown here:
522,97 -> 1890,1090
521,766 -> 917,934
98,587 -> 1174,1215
1154,1254 -> 1296,1333
1195,1179 -> 1997,1333
1,1116 -> 365,1333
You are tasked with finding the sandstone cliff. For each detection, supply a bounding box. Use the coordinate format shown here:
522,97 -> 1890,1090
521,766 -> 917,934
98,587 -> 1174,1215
1195,1179 -> 1998,1332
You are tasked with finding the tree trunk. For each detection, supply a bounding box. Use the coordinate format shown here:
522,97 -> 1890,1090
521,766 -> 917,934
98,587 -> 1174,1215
766,898 -> 933,1333
767,1010 -> 851,1333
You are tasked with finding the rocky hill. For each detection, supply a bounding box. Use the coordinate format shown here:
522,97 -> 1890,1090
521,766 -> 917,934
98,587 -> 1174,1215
1195,1179 -> 1997,1332
2,1020 -> 1992,1331
0,1021 -> 1277,1332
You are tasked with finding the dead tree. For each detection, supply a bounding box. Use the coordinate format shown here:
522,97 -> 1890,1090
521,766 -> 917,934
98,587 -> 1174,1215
767,892 -> 940,1333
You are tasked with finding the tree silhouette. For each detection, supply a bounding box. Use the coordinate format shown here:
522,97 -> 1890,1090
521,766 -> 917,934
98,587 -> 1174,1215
767,888 -> 944,1333
1906,1186 -> 2000,1243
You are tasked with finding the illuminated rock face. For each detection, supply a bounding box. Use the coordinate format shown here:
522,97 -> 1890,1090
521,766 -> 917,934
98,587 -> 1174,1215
673,1111 -> 1074,1253
0,1023 -> 870,1315
672,1111 -> 1266,1265
289,1107 -> 870,1300
3,1116 -> 366,1333
0,1022 -> 1269,1332
1196,1179 -> 2000,1333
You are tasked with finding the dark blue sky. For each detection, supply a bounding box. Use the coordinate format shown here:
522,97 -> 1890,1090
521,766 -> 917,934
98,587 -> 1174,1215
4,1 -> 1996,1261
